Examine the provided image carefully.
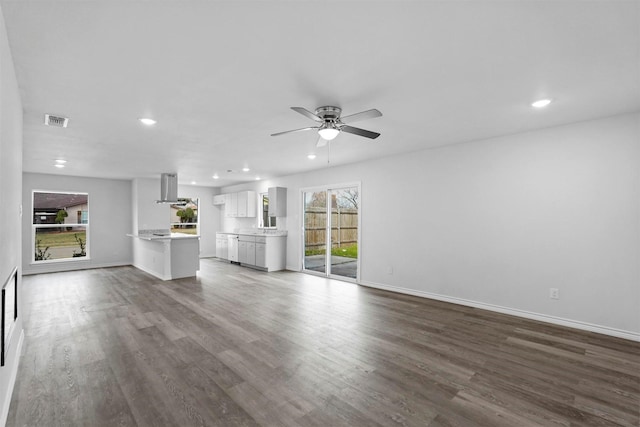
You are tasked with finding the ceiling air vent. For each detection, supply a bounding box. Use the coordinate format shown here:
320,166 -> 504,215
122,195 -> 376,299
44,114 -> 69,128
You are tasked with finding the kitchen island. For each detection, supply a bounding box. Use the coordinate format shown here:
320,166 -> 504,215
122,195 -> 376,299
128,230 -> 200,280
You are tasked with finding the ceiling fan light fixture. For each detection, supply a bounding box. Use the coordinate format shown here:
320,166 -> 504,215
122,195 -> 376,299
139,117 -> 157,126
318,123 -> 339,141
531,99 -> 552,108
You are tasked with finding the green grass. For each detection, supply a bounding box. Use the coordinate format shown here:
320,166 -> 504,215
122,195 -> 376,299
305,243 -> 357,259
332,244 -> 358,258
305,248 -> 326,256
35,230 -> 86,247
170,226 -> 198,235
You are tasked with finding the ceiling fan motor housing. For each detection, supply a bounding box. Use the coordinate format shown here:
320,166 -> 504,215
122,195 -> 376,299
315,106 -> 342,121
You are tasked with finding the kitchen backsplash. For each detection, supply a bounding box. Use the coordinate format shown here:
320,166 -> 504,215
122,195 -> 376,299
221,216 -> 287,234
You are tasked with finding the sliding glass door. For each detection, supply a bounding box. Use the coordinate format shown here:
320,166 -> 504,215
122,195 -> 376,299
303,185 -> 360,282
328,188 -> 359,280
303,190 -> 327,274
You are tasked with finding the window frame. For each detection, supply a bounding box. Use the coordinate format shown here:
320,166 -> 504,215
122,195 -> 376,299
258,193 -> 276,229
169,198 -> 200,235
31,190 -> 90,264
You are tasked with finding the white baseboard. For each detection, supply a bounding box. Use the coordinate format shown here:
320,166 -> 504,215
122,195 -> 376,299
23,261 -> 130,276
1,329 -> 24,427
360,280 -> 640,342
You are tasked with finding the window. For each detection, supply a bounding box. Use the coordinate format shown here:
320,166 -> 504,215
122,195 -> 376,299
259,193 -> 276,228
32,191 -> 89,262
170,198 -> 199,235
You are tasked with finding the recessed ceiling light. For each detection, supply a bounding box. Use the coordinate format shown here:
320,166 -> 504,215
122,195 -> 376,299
531,99 -> 552,108
212,174 -> 219,179
139,118 -> 157,125
307,153 -> 316,160
54,164 -> 65,168
242,167 -> 250,172
255,176 -> 261,181
191,181 -> 196,185
55,159 -> 67,164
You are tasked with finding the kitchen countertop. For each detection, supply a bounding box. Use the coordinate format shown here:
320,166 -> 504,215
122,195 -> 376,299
216,230 -> 287,237
127,232 -> 200,241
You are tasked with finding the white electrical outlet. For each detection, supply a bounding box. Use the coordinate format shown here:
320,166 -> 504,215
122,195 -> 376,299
387,266 -> 393,275
549,288 -> 559,299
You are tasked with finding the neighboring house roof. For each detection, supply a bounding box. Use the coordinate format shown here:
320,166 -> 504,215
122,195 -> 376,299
33,193 -> 87,210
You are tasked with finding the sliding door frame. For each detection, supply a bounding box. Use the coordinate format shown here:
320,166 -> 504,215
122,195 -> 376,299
300,181 -> 362,283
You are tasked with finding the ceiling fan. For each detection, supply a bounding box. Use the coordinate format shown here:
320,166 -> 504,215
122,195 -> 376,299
271,106 -> 382,147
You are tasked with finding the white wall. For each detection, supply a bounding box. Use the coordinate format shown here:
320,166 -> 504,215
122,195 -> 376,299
0,4 -> 24,423
223,113 -> 640,339
22,173 -> 133,274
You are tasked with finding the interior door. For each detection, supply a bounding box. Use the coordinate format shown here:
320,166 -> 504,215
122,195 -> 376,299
302,185 -> 359,282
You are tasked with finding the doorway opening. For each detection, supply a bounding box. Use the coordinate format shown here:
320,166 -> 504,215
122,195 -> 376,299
302,185 -> 360,282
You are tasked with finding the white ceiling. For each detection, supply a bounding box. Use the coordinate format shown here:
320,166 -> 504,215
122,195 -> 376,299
2,1 -> 639,187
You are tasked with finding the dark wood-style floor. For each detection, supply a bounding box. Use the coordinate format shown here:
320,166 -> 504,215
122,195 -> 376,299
7,259 -> 640,426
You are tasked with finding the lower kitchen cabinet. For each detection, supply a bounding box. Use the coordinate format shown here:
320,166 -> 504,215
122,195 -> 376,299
216,232 -> 286,271
215,234 -> 228,259
255,242 -> 266,268
237,234 -> 285,271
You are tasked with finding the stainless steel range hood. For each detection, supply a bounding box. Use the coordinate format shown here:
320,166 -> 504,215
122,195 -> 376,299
156,173 -> 179,204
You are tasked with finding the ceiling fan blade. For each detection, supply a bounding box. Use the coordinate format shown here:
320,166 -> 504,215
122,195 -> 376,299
291,107 -> 323,122
316,136 -> 327,147
340,125 -> 380,139
271,126 -> 318,137
340,109 -> 382,124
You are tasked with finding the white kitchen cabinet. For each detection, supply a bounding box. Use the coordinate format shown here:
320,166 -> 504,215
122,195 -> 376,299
237,234 -> 285,271
238,240 -> 247,263
268,187 -> 287,217
228,193 -> 238,217
216,234 -> 228,259
237,191 -> 256,217
255,242 -> 266,268
213,194 -> 226,205
239,235 -> 257,265
246,241 -> 256,265
223,191 -> 255,218
263,235 -> 286,271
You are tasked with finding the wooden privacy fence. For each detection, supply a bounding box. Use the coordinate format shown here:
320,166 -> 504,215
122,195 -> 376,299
305,207 -> 358,250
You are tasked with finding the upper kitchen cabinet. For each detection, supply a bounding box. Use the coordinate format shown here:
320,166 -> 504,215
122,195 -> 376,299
222,191 -> 255,218
215,190 -> 258,218
268,187 -> 287,217
225,193 -> 238,217
237,190 -> 256,217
